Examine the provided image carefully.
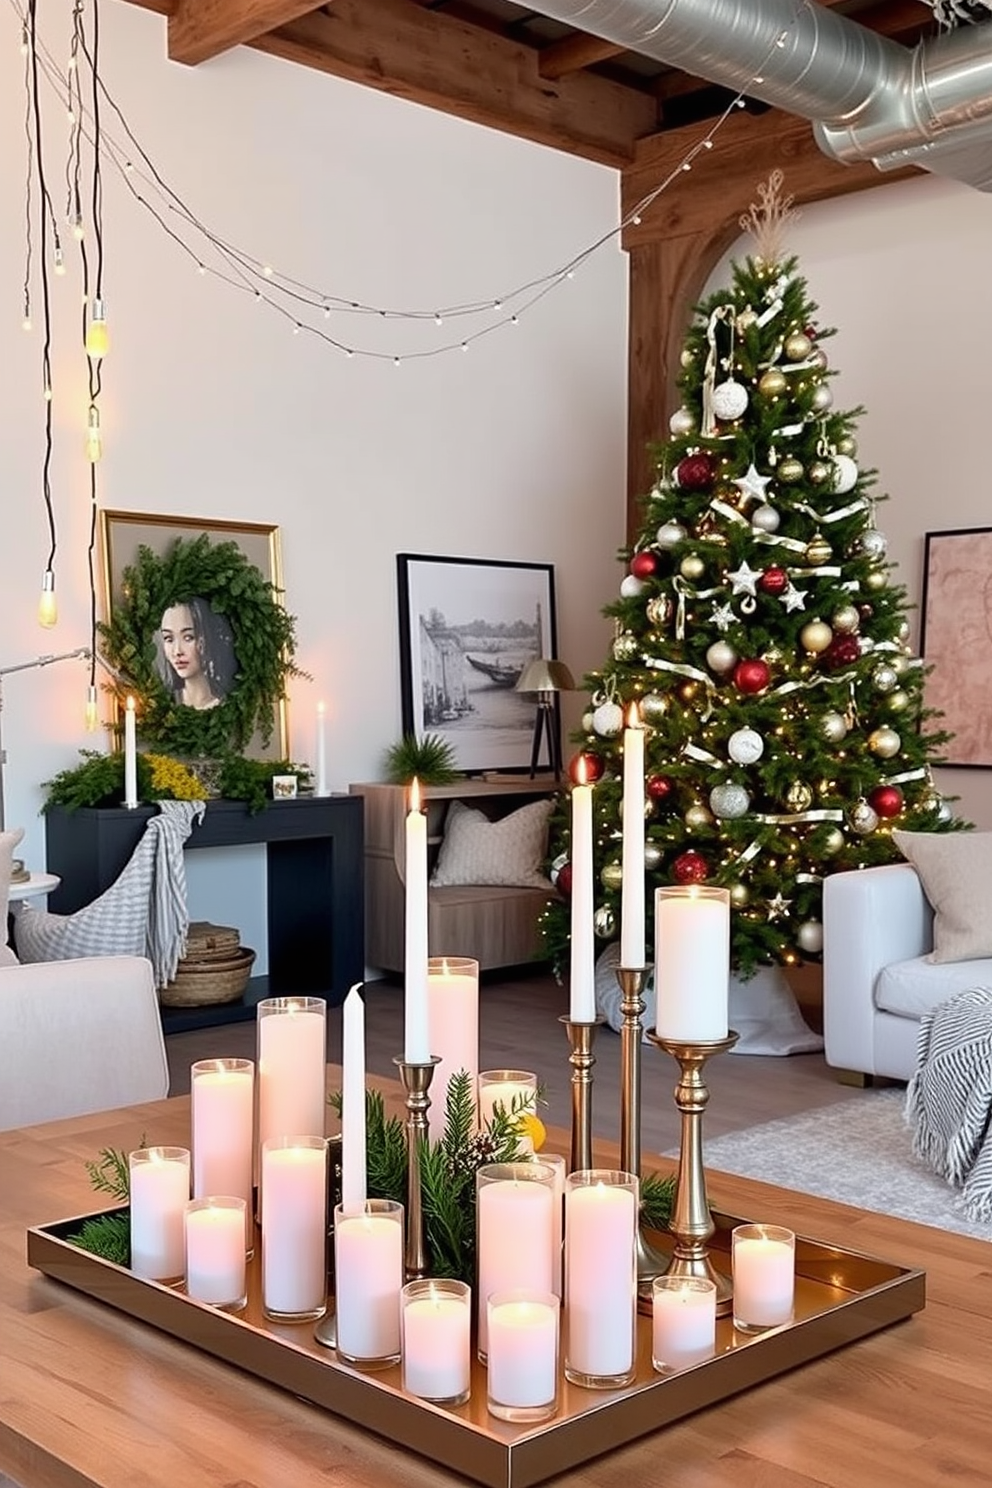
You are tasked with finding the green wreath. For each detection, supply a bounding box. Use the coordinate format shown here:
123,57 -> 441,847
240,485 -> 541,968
98,533 -> 303,757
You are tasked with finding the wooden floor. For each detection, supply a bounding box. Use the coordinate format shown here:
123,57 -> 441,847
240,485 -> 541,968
165,968 -> 866,1154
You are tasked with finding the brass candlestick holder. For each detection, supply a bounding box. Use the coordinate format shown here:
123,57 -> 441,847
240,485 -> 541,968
560,1015 -> 603,1174
394,1054 -> 441,1280
615,965 -> 667,1293
645,1030 -> 739,1315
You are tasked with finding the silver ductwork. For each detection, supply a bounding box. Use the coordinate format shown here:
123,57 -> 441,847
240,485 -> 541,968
526,0 -> 992,190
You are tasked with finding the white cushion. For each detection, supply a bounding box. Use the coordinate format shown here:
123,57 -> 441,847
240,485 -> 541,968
0,827 -> 25,964
891,830 -> 992,963
430,798 -> 554,890
875,954 -> 992,1020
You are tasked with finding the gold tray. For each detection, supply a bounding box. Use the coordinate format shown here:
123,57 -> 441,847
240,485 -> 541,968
28,1210 -> 924,1488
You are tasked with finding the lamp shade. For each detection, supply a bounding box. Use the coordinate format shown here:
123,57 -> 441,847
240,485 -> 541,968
515,658 -> 575,695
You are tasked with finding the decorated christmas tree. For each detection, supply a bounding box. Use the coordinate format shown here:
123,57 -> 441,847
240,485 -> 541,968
544,173 -> 956,981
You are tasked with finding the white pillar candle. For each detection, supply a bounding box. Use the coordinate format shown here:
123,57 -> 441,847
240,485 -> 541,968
651,1277 -> 717,1371
191,1059 -> 254,1246
404,778 -> 430,1063
569,769 -> 596,1022
732,1224 -> 796,1331
315,700 -> 329,797
487,1292 -> 559,1420
123,695 -> 138,809
257,997 -> 327,1165
129,1146 -> 190,1282
184,1198 -> 247,1309
476,1163 -> 555,1357
401,1279 -> 472,1404
564,1172 -> 637,1383
261,1137 -> 328,1321
426,956 -> 479,1140
334,1200 -> 404,1364
654,886 -> 730,1042
340,984 -> 367,1214
620,704 -> 646,969
477,1070 -> 537,1152
539,1152 -> 566,1298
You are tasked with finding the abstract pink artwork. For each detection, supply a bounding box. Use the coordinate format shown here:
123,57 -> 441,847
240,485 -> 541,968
921,527 -> 992,768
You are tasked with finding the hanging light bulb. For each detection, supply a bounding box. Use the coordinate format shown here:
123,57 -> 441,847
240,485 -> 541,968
85,298 -> 109,359
84,684 -> 99,732
38,570 -> 57,628
84,404 -> 103,462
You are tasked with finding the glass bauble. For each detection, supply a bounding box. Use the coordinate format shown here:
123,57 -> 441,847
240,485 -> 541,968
600,861 -> 624,892
855,528 -> 888,560
865,568 -> 887,591
785,781 -> 814,812
679,554 -> 705,581
800,620 -> 833,654
759,565 -> 789,596
630,550 -> 658,580
868,726 -> 901,759
669,406 -> 696,436
709,782 -> 750,820
612,632 -> 639,661
868,784 -> 903,819
729,882 -> 749,907
734,658 -> 771,694
620,574 -> 645,599
752,503 -> 780,533
684,803 -> 715,831
569,751 -> 605,784
592,700 -> 624,737
777,457 -> 804,483
646,595 -> 673,627
647,773 -> 675,802
805,534 -> 833,566
887,689 -> 909,713
644,840 -> 663,870
656,521 -> 687,549
675,453 -> 715,491
712,380 -> 749,420
808,460 -> 831,485
821,711 -> 848,743
835,433 -> 857,457
640,693 -> 668,724
811,383 -> 833,412
849,799 -> 879,835
796,919 -> 824,954
831,604 -> 860,634
728,726 -> 764,764
706,640 -> 738,675
758,368 -> 787,397
784,331 -> 812,361
672,850 -> 709,885
872,663 -> 899,693
831,454 -> 859,493
822,827 -> 846,854
593,906 -> 616,938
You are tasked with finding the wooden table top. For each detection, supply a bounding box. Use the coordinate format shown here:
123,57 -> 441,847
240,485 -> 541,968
1,1082 -> 990,1488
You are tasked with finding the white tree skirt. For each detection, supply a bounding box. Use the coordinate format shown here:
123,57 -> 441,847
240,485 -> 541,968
594,942 -> 823,1056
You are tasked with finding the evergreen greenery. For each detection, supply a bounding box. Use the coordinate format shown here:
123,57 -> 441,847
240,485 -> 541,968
383,732 -> 460,785
43,748 -> 308,815
66,1145 -> 134,1266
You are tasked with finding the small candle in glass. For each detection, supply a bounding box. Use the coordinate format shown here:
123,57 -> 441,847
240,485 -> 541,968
477,1070 -> 537,1150
564,1169 -> 638,1389
651,1276 -> 717,1372
261,1135 -> 328,1322
191,1058 -> 254,1250
487,1290 -> 559,1423
184,1197 -> 247,1311
732,1223 -> 796,1333
129,1146 -> 190,1282
401,1278 -> 472,1406
334,1198 -> 404,1368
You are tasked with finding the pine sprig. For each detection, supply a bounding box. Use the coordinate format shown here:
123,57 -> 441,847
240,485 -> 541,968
68,1212 -> 130,1267
84,1145 -> 132,1203
640,1171 -> 676,1231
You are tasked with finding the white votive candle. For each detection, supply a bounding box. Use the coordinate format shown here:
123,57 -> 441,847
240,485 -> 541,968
476,1162 -> 555,1357
654,885 -> 730,1042
257,997 -> 327,1164
191,1059 -> 254,1246
564,1170 -> 638,1386
401,1279 -> 472,1405
487,1291 -> 559,1422
426,956 -> 479,1139
732,1223 -> 795,1332
184,1197 -> 247,1310
334,1199 -> 404,1366
261,1136 -> 328,1321
651,1276 -> 717,1372
129,1146 -> 190,1282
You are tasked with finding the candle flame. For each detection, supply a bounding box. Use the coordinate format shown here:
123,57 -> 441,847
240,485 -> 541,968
626,700 -> 641,728
410,776 -> 422,812
125,694 -> 135,711
575,755 -> 588,787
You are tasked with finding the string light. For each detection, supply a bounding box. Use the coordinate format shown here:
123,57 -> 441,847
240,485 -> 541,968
38,568 -> 57,628
84,402 -> 101,461
85,294 -> 108,357
84,683 -> 99,731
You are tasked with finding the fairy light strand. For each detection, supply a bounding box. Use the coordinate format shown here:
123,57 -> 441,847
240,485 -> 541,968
26,0 -> 58,605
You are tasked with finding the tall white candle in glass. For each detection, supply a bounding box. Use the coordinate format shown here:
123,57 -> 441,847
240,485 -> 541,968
123,694 -> 138,809
261,1136 -> 328,1321
191,1058 -> 254,1247
404,778 -> 430,1063
487,1290 -> 559,1423
129,1146 -> 190,1282
569,758 -> 596,1022
476,1162 -> 556,1358
314,700 -> 329,797
184,1197 -> 247,1310
654,885 -> 730,1042
257,996 -> 327,1181
564,1169 -> 638,1388
334,1198 -> 404,1366
340,983 -> 367,1214
426,956 -> 479,1139
620,703 -> 646,969
401,1279 -> 472,1406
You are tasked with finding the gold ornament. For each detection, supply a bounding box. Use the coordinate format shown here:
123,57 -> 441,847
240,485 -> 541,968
679,681 -> 699,703
821,711 -> 848,743
737,308 -> 758,332
684,803 -> 714,831
872,662 -> 898,693
865,568 -> 887,591
646,595 -> 673,626
640,692 -> 668,724
758,368 -> 787,397
600,861 -> 624,892
729,882 -> 750,908
808,461 -> 831,485
777,457 -> 804,484
784,331 -> 812,361
868,726 -> 901,759
800,620 -> 833,654
796,919 -> 824,954
822,827 -> 845,854
680,554 -> 705,581
613,632 -> 639,661
832,604 -> 860,634
805,534 -> 833,566
836,434 -> 857,457
680,348 -> 696,369
887,689 -> 909,713
706,640 -> 738,675
785,781 -> 814,812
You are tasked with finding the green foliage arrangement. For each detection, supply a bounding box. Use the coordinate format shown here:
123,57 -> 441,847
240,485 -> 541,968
43,748 -> 309,815
383,732 -> 460,785
66,1145 -> 134,1266
99,533 -> 305,758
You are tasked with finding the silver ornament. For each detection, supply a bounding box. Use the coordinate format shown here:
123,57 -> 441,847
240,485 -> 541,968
872,663 -> 899,693
592,700 -> 624,737
711,380 -> 749,420
640,692 -> 668,724
728,726 -> 764,765
644,840 -> 663,870
808,460 -> 831,485
831,604 -> 860,635
581,709 -> 595,733
822,827 -> 845,854
868,726 -> 901,759
937,799 -> 953,824
796,919 -> 824,954
859,635 -> 876,656
811,383 -> 833,412
831,454 -> 859,494
821,712 -> 848,744
849,799 -> 879,835
656,521 -> 687,549
809,347 -> 828,371
897,619 -> 911,643
620,574 -> 645,599
593,905 -> 616,939
709,782 -> 751,820
856,528 -> 888,560
669,406 -> 696,436
706,640 -> 738,675
751,503 -> 780,533
613,632 -> 639,662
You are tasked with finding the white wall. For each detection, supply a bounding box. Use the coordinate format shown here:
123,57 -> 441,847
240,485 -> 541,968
0,2 -> 629,938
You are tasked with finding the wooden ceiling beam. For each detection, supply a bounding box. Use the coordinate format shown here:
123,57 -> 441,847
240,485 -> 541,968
538,33 -> 627,81
168,0 -> 326,65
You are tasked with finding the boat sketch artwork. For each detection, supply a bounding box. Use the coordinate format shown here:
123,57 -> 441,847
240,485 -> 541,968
398,555 -> 557,774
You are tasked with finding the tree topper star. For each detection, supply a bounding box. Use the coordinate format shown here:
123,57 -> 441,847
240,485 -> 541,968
779,583 -> 807,613
733,463 -> 772,504
727,560 -> 760,598
766,892 -> 792,922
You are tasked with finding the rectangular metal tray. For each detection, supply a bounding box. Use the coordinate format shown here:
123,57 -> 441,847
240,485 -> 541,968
28,1210 -> 925,1488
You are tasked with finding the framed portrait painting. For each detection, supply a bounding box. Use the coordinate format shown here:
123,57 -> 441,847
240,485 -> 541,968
99,510 -> 292,760
397,553 -> 558,774
921,526 -> 992,768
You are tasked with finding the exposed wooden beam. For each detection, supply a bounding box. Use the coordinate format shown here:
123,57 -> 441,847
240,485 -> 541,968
538,33 -> 626,82
250,0 -> 659,167
168,0 -> 324,65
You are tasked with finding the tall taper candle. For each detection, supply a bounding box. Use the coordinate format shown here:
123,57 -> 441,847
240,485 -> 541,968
123,695 -> 138,809
620,703 -> 645,969
341,983 -> 367,1214
315,700 -> 329,797
404,777 -> 430,1062
569,761 -> 595,1022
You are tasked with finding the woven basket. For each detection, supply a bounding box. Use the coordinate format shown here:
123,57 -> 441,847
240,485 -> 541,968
159,947 -> 256,1007
183,921 -> 242,965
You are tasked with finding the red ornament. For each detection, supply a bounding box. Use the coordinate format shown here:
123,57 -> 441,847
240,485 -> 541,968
823,634 -> 860,670
804,325 -> 818,340
734,659 -> 771,695
672,850 -> 709,885
758,566 -> 789,596
630,550 -> 659,581
647,773 -> 675,804
555,863 -> 574,898
868,784 -> 903,819
675,453 -> 716,492
858,603 -> 874,622
569,751 -> 604,785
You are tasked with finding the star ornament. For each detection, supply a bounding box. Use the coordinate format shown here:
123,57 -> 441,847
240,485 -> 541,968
733,463 -> 772,504
779,583 -> 807,613
727,560 -> 760,598
710,601 -> 735,632
766,892 -> 792,922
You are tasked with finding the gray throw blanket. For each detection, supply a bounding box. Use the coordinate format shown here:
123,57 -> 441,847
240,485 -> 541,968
906,984 -> 992,1223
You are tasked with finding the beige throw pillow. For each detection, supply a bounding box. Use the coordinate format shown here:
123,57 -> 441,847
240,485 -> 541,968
430,798 -> 554,890
1,827 -> 25,966
891,830 -> 992,964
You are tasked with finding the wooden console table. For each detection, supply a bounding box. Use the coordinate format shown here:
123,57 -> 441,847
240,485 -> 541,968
44,797 -> 364,1032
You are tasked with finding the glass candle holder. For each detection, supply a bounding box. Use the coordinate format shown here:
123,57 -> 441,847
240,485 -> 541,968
184,1197 -> 248,1311
487,1290 -> 559,1424
129,1146 -> 190,1283
564,1169 -> 638,1389
651,1276 -> 717,1372
476,1161 -> 557,1360
190,1058 -> 254,1251
426,956 -> 479,1141
256,997 -> 327,1175
732,1223 -> 796,1333
477,1070 -> 537,1150
334,1198 -> 404,1368
401,1278 -> 472,1406
654,884 -> 730,1042
261,1135 -> 328,1322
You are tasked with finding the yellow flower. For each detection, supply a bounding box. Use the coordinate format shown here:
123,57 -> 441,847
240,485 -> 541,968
144,753 -> 208,801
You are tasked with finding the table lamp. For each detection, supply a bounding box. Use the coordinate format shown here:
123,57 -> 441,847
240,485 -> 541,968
515,658 -> 574,780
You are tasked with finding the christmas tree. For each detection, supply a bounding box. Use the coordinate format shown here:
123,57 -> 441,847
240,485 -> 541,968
544,173 -> 956,980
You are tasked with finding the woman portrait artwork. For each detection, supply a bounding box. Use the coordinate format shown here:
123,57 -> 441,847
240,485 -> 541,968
157,596 -> 237,711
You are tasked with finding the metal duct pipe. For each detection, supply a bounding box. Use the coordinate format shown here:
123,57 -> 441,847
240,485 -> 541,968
527,0 -> 992,188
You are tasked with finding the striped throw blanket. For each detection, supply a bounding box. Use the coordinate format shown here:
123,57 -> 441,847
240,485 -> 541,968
906,985 -> 992,1223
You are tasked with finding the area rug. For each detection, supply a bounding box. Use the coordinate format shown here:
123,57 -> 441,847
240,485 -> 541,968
695,1090 -> 992,1243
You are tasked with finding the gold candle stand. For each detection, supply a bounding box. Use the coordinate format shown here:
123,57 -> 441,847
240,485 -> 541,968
559,1015 -> 603,1174
615,965 -> 667,1293
645,1030 -> 738,1315
393,1054 -> 441,1280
